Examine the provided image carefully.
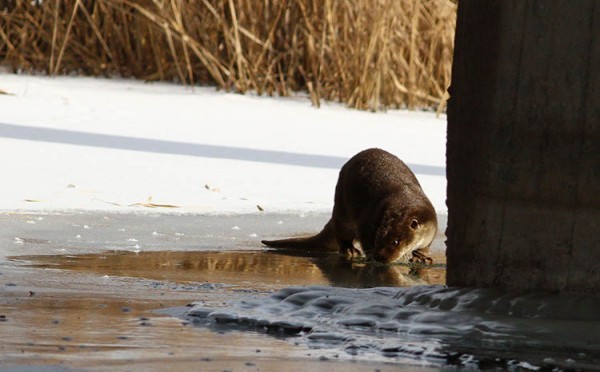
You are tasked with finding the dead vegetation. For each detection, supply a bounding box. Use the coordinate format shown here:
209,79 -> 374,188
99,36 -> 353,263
0,0 -> 456,111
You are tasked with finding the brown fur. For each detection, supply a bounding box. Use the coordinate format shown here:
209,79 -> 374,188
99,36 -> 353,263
262,148 -> 437,263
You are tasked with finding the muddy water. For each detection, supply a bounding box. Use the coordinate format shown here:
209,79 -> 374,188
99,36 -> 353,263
0,211 -> 446,370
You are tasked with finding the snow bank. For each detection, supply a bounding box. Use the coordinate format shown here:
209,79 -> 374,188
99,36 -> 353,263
0,74 -> 446,214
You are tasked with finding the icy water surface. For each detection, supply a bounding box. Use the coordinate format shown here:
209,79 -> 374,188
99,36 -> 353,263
1,211 -> 445,370
3,212 -> 600,370
182,285 -> 600,370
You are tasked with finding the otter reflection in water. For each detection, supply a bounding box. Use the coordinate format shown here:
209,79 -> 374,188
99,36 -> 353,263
16,250 -> 444,289
266,249 -> 442,288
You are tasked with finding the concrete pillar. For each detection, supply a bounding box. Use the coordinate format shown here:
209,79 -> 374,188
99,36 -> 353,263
446,1 -> 600,294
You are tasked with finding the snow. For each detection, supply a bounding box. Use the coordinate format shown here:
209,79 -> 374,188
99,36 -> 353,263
0,73 -> 446,214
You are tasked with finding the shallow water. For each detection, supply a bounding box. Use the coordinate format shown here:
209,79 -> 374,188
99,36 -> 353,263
15,249 -> 446,289
8,249 -> 600,370
2,269 -> 399,371
1,211 -> 446,370
3,212 -> 599,370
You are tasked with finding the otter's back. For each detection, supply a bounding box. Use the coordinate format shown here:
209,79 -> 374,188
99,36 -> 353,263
339,148 -> 423,201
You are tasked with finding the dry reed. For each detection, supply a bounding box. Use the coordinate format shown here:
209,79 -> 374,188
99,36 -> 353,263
0,0 -> 456,111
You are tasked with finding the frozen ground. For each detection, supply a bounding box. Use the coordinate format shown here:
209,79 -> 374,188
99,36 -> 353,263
0,73 -> 446,215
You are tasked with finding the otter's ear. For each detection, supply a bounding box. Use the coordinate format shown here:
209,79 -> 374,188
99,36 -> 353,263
410,219 -> 419,230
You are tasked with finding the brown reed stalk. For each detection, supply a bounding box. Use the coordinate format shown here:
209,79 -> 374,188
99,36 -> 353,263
0,0 -> 456,112
49,0 -> 60,74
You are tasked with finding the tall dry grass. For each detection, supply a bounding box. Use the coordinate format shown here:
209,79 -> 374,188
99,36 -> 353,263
0,0 -> 456,111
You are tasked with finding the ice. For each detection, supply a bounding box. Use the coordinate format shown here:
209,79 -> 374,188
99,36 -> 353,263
185,285 -> 600,368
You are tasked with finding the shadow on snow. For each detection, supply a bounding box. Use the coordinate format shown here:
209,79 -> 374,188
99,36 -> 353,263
0,123 -> 445,176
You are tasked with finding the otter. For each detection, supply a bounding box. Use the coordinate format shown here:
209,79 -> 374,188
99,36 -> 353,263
262,148 -> 437,264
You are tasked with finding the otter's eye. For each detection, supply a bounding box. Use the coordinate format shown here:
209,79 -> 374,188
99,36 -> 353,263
393,239 -> 399,246
410,219 -> 419,230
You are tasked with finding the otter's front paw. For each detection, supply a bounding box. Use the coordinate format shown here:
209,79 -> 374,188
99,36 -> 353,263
341,246 -> 363,259
339,239 -> 365,260
409,250 -> 433,265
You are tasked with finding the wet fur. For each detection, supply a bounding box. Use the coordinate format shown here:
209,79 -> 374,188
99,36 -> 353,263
262,148 -> 437,263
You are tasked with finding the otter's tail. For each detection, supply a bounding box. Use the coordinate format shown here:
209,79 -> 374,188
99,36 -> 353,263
261,220 -> 337,252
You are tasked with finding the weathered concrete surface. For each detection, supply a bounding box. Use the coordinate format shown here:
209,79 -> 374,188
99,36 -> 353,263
447,1 -> 600,293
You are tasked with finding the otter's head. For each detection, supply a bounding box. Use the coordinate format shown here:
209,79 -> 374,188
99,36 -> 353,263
371,209 -> 436,263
